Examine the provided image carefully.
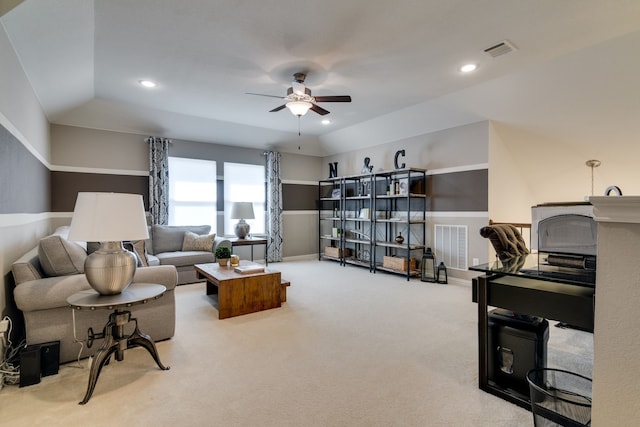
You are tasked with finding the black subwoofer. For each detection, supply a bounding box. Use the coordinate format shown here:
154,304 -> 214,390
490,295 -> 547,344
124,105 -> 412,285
18,341 -> 61,387
19,345 -> 41,387
40,341 -> 60,377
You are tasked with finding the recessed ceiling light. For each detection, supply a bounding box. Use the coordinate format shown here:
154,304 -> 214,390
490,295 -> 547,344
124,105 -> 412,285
138,79 -> 157,88
459,64 -> 478,73
321,119 -> 331,125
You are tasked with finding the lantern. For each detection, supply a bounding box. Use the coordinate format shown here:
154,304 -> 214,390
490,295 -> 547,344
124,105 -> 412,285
437,262 -> 448,284
421,248 -> 437,282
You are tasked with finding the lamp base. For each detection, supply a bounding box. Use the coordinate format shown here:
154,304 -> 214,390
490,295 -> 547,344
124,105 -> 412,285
234,219 -> 250,239
85,241 -> 137,295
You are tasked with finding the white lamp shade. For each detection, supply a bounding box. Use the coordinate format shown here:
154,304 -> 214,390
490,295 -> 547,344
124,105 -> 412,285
286,101 -> 312,116
230,202 -> 255,220
68,192 -> 149,242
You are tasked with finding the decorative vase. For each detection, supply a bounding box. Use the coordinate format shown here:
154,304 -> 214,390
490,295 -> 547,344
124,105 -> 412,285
395,232 -> 404,244
230,255 -> 240,267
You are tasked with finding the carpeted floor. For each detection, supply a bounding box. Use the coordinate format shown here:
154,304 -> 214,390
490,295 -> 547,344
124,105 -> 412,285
0,259 -> 592,426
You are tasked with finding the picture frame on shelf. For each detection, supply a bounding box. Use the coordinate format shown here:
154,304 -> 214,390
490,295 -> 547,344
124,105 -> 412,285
398,178 -> 409,195
331,188 -> 341,198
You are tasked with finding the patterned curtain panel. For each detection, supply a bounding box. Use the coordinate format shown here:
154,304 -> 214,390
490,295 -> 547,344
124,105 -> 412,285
147,137 -> 170,225
265,151 -> 283,262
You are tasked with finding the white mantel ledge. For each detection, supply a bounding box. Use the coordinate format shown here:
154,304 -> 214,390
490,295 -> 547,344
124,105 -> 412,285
589,196 -> 640,224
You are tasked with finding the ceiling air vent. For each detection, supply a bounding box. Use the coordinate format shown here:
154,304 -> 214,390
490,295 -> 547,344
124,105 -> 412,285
483,40 -> 517,58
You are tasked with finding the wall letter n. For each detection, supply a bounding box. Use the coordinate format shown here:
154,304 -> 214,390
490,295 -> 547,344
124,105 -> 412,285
329,162 -> 338,178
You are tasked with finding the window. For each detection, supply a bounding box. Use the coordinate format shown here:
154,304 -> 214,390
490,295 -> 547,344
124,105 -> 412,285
224,162 -> 265,236
168,157 -> 217,232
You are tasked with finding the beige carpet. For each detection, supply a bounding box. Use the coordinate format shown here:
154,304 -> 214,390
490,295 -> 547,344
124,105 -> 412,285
1,259 -> 590,426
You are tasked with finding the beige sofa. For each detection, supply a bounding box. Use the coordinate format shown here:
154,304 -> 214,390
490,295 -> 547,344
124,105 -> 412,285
11,226 -> 178,364
11,224 -> 229,363
144,224 -> 231,285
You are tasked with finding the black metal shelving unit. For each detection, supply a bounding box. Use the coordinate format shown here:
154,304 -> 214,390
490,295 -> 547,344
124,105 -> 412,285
318,168 -> 427,280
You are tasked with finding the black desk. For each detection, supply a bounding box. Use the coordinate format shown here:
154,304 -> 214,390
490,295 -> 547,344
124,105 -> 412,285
470,255 -> 595,409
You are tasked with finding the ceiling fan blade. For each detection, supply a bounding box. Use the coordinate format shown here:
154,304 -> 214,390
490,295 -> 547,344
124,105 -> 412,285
314,95 -> 351,103
246,92 -> 285,99
310,103 -> 330,116
270,104 -> 287,112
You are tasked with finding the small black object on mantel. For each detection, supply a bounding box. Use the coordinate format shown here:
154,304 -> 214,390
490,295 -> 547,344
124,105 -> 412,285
421,248 -> 437,282
437,262 -> 448,284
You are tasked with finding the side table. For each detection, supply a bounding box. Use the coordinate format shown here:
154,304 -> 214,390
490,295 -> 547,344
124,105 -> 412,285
67,283 -> 170,404
229,236 -> 269,265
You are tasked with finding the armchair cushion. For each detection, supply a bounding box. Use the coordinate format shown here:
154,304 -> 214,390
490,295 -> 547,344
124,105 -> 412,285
11,249 -> 42,284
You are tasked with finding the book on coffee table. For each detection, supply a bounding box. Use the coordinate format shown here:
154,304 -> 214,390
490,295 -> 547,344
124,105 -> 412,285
234,265 -> 265,274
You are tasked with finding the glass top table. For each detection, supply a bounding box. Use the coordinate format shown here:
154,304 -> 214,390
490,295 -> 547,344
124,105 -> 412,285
471,253 -> 595,409
469,253 -> 595,287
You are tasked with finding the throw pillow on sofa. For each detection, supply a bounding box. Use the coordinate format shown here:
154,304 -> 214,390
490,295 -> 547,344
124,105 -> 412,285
132,240 -> 149,266
38,235 -> 87,277
182,231 -> 216,252
123,240 -> 150,267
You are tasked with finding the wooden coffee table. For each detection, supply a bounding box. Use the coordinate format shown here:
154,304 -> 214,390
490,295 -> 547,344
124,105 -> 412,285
194,262 -> 288,319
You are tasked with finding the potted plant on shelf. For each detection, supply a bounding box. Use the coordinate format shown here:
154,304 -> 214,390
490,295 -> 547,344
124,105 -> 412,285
215,246 -> 231,267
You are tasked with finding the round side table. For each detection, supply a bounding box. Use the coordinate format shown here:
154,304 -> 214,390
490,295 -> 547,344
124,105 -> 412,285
67,283 -> 170,405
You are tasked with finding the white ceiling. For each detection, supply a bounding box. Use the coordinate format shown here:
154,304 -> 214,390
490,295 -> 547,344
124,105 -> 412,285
2,0 -> 640,156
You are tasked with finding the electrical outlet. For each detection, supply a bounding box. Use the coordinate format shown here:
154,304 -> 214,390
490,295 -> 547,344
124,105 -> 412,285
472,258 -> 479,266
0,319 -> 8,334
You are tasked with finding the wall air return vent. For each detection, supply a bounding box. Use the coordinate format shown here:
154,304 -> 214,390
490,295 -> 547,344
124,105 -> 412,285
483,40 -> 517,58
434,224 -> 468,271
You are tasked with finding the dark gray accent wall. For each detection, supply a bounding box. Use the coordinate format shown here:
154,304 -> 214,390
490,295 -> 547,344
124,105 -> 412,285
428,169 -> 488,212
283,184 -> 317,211
51,172 -> 149,211
0,123 -> 50,213
288,169 -> 488,213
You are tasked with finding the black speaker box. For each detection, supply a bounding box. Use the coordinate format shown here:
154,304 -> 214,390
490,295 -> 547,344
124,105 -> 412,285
19,345 -> 41,387
40,341 -> 60,377
487,309 -> 549,397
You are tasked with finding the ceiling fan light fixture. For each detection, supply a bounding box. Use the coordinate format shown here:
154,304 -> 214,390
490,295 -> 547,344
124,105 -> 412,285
286,101 -> 312,116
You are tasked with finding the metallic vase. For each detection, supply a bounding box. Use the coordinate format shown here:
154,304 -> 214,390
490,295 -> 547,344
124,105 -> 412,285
234,219 -> 250,239
84,241 -> 137,295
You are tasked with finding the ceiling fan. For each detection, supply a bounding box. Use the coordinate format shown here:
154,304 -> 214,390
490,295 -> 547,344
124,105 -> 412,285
247,72 -> 351,117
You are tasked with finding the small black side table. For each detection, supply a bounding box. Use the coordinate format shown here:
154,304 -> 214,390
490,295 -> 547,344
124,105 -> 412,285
67,283 -> 170,405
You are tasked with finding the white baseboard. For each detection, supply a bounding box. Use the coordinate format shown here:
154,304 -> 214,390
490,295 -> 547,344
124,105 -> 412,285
282,254 -> 318,262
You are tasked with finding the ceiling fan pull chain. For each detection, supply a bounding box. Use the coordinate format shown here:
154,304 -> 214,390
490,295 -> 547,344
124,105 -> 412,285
298,115 -> 301,136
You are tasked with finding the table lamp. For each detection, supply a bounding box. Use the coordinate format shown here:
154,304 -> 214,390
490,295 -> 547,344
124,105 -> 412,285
230,202 -> 255,239
68,192 -> 149,295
